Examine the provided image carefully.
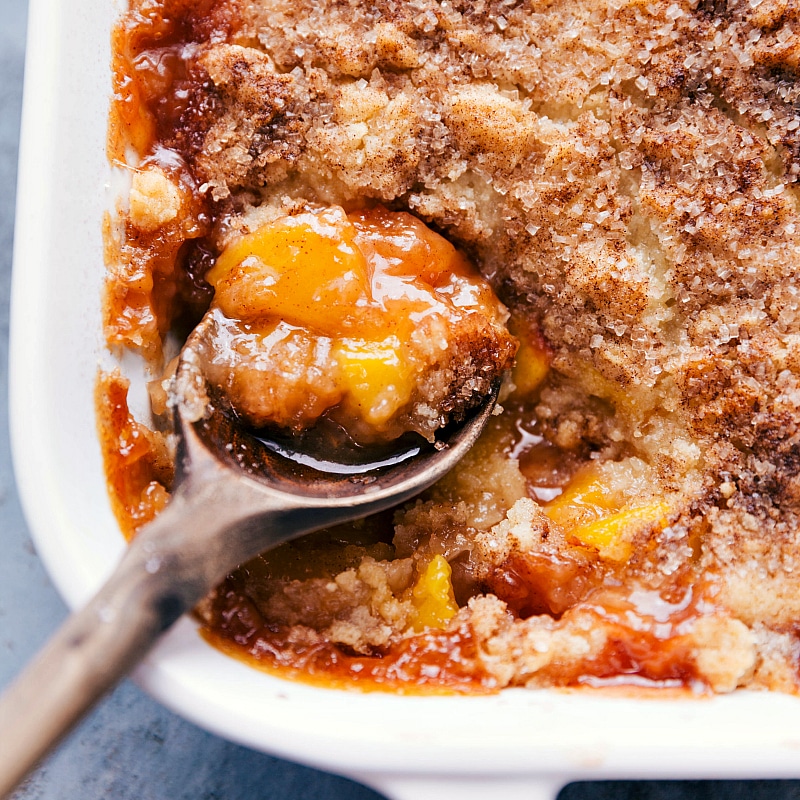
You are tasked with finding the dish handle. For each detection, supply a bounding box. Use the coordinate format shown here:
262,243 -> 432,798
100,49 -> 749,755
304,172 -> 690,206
358,774 -> 565,800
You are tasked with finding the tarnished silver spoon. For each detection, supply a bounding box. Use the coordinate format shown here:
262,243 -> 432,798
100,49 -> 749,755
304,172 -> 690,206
0,317 -> 499,799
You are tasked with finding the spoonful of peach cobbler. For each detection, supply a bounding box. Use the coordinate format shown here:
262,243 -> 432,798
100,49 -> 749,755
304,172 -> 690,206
195,204 -> 514,445
0,206 -> 515,797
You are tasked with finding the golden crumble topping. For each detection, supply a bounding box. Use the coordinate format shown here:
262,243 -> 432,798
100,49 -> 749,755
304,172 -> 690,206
101,0 -> 800,693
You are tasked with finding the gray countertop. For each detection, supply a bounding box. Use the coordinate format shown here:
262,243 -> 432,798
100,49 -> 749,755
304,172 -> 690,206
1,2 -> 800,799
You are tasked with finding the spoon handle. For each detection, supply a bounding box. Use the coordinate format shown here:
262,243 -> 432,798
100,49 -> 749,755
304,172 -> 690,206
0,496 -> 234,799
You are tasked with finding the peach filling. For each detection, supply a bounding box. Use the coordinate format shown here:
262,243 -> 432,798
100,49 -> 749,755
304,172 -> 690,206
544,466 -> 670,562
200,205 -> 516,444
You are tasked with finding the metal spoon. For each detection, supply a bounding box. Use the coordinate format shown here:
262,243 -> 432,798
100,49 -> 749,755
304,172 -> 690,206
0,318 -> 499,798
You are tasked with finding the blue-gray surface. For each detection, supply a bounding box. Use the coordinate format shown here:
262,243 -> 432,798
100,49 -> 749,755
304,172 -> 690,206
1,3 -> 800,800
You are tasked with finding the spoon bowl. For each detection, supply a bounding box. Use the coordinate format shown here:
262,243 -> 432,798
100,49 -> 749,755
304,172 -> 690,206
0,322 -> 500,799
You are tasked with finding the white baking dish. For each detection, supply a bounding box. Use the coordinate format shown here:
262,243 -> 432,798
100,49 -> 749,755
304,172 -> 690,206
10,0 -> 800,798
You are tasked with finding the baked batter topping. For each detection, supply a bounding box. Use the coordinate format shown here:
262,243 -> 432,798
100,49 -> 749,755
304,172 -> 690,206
101,0 -> 800,693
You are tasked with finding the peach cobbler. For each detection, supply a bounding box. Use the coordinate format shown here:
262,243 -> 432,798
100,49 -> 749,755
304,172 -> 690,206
101,0 -> 800,693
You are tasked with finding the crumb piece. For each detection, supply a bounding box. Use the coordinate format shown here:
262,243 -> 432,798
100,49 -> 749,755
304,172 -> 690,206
128,168 -> 182,232
689,615 -> 756,693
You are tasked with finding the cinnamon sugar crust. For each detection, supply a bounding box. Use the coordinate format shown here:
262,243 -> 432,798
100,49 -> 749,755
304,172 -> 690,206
105,0 -> 800,692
